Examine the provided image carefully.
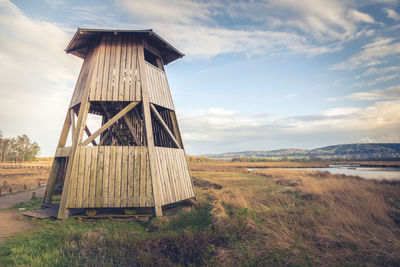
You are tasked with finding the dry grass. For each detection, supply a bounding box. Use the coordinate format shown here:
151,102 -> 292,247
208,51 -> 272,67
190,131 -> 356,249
0,158 -> 51,193
1,160 -> 399,266
192,164 -> 400,265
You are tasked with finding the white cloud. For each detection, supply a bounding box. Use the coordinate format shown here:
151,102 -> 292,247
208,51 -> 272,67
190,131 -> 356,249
116,0 -> 379,58
346,85 -> 400,100
179,100 -> 400,153
0,0 -> 81,155
355,73 -> 400,87
330,38 -> 400,70
355,65 -> 400,79
322,107 -> 362,117
384,8 -> 400,20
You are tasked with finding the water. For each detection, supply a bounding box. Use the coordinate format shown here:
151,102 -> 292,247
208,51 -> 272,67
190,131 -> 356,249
250,165 -> 400,180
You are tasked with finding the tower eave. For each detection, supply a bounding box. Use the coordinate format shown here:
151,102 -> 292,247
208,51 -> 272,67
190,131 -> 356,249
65,28 -> 184,64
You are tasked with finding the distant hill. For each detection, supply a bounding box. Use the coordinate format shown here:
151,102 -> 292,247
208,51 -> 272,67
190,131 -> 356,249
204,143 -> 400,160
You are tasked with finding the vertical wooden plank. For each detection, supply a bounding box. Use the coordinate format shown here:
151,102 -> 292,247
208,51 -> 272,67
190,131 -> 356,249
109,146 -> 116,207
134,44 -> 141,101
127,146 -> 135,206
83,147 -> 92,207
146,148 -> 153,207
67,155 -> 79,208
178,150 -> 189,200
95,146 -> 104,207
95,37 -> 106,100
118,36 -> 127,101
163,68 -> 175,110
139,146 -> 146,207
107,35 -> 116,100
163,147 -> 175,203
115,146 -> 122,207
164,149 -> 174,204
101,35 -> 111,101
124,35 -> 132,101
175,149 -> 185,200
113,36 -> 122,101
133,146 -> 140,206
76,147 -> 86,207
89,147 -> 98,207
89,41 -> 101,101
155,148 -> 165,205
121,146 -> 129,207
168,148 -> 179,202
102,146 -> 110,207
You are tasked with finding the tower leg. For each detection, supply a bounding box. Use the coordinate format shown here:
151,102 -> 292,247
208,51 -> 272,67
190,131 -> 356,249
43,159 -> 61,203
155,206 -> 163,217
138,42 -> 164,217
57,102 -> 90,219
44,109 -> 71,203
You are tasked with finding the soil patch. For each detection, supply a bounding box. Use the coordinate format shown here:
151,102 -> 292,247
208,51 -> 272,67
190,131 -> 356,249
0,212 -> 37,242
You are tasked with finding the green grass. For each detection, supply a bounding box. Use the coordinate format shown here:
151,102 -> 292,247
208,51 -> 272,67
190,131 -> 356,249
0,199 -> 222,267
11,197 -> 43,211
1,167 -> 400,266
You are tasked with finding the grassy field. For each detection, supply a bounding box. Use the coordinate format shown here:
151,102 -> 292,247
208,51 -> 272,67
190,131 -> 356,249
0,160 -> 400,266
0,158 -> 51,194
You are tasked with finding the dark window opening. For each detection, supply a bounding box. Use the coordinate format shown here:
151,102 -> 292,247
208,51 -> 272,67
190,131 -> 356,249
144,49 -> 162,69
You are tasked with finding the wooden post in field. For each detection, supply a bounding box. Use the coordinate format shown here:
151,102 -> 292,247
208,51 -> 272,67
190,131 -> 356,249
44,28 -> 196,219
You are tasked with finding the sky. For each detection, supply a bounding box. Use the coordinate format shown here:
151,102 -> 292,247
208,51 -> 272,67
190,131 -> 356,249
0,0 -> 399,156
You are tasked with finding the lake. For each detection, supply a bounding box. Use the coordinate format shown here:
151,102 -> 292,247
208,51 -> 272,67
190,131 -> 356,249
250,165 -> 400,180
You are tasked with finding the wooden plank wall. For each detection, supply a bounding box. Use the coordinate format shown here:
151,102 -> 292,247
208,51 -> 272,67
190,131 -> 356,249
69,46 -> 96,108
70,34 -> 142,107
153,147 -> 195,206
66,146 -> 153,208
145,62 -> 174,110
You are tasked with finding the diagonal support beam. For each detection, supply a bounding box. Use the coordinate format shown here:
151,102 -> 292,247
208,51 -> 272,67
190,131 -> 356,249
73,109 -> 97,146
100,103 -> 127,145
117,103 -> 141,145
98,130 -> 110,146
150,103 -> 181,149
82,101 -> 139,146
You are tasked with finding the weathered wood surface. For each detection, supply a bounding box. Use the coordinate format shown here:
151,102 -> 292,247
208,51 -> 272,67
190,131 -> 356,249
70,34 -> 142,107
153,147 -> 195,206
138,42 -> 163,216
145,62 -> 174,110
55,147 -> 72,158
66,146 -> 153,209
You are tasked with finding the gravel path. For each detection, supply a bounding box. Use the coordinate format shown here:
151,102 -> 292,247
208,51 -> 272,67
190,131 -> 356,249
0,187 -> 47,243
0,186 -> 46,210
0,212 -> 37,242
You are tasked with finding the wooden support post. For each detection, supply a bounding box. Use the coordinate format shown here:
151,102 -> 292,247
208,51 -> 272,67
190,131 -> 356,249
138,41 -> 163,217
44,108 -> 72,203
57,45 -> 100,219
71,108 -> 75,141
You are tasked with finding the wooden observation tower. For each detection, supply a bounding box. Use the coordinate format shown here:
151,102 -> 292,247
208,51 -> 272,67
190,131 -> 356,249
44,28 -> 195,219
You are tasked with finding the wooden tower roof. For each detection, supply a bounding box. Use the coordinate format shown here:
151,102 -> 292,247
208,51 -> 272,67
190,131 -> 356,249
65,28 -> 184,64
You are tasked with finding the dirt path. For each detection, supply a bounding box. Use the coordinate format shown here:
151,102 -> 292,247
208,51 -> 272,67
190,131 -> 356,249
0,212 -> 37,242
0,186 -> 46,210
0,187 -> 46,243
